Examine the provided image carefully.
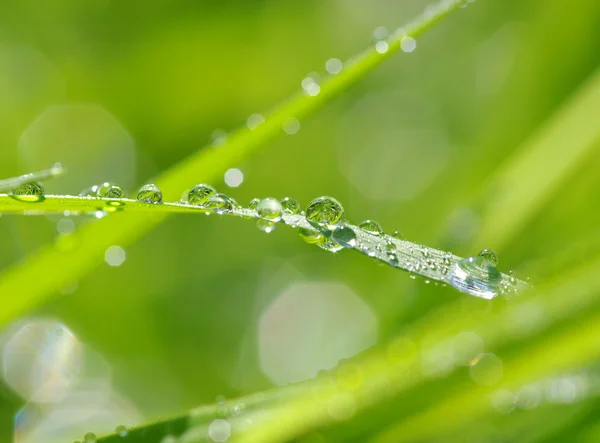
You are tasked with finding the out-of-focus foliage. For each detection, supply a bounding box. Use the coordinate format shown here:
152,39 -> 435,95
1,0 -> 600,442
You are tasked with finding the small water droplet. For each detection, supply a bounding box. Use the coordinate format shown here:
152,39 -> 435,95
97,182 -> 124,199
248,198 -> 260,211
331,226 -> 357,248
325,58 -> 343,74
9,181 -> 45,203
256,219 -> 277,233
306,196 -> 344,232
401,36 -> 417,52
392,231 -> 404,239
282,118 -> 301,135
385,241 -> 397,253
83,432 -> 97,443
188,184 -> 216,206
358,220 -> 383,236
301,76 -> 320,96
317,237 -> 344,253
280,197 -> 300,215
478,249 -> 498,266
136,184 -> 163,204
224,168 -> 244,188
449,254 -> 502,299
298,227 -> 322,244
205,193 -> 234,214
257,198 -> 282,222
79,185 -> 99,197
375,40 -> 389,54
387,253 -> 399,266
247,113 -> 265,130
373,26 -> 388,40
115,425 -> 128,437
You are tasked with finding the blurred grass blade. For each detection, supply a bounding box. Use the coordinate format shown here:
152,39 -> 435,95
0,0 -> 473,328
472,68 -> 600,249
0,163 -> 64,192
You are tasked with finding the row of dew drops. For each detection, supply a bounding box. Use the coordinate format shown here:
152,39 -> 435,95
8,179 -> 518,299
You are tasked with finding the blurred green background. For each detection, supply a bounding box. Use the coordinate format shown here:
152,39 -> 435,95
1,0 -> 600,441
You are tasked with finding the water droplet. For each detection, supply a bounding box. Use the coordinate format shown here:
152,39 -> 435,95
387,253 -> 399,266
373,26 -> 388,40
392,231 -> 404,239
280,197 -> 300,215
136,184 -> 163,204
79,185 -> 99,197
248,197 -> 260,211
401,36 -> 417,52
358,220 -> 383,236
115,425 -> 128,437
301,76 -> 320,96
83,432 -> 97,443
478,249 -> 498,266
283,118 -> 301,135
306,196 -> 344,231
247,113 -> 265,130
375,41 -> 389,54
298,227 -> 322,244
224,168 -> 244,188
256,219 -> 277,233
325,58 -> 343,74
205,193 -> 234,214
386,241 -> 397,252
331,226 -> 357,249
317,237 -> 344,253
449,254 -> 502,299
9,181 -> 45,203
188,184 -> 216,206
97,182 -> 124,199
257,198 -> 282,222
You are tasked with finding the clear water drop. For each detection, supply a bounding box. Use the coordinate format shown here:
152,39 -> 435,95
248,198 -> 260,211
358,220 -> 383,236
280,197 -> 300,215
136,184 -> 163,204
83,432 -> 97,443
97,182 -> 124,199
478,249 -> 498,266
115,425 -> 128,437
392,231 -> 404,239
306,196 -> 344,231
257,198 -> 282,222
188,184 -> 216,206
331,226 -> 357,249
317,237 -> 344,253
9,181 -> 45,203
449,254 -> 502,299
205,193 -> 234,214
256,219 -> 277,233
298,227 -> 322,244
387,253 -> 399,266
386,241 -> 397,252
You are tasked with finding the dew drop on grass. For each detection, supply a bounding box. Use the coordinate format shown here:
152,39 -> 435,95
392,231 -> 404,239
280,197 -> 301,215
188,184 -> 216,206
83,432 -> 97,443
317,237 -> 344,253
306,196 -> 344,232
331,226 -> 357,249
449,253 -> 502,299
248,198 -> 260,211
115,425 -> 128,437
9,181 -> 45,203
257,198 -> 282,222
298,227 -> 322,244
256,219 -> 277,233
136,184 -> 163,204
358,220 -> 383,236
205,193 -> 234,214
478,248 -> 498,266
97,182 -> 124,199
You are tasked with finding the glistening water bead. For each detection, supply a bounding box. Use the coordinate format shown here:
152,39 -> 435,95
305,196 -> 344,232
188,183 -> 216,206
9,181 -> 45,203
97,182 -> 124,199
331,226 -> 357,249
205,193 -> 234,214
449,253 -> 502,299
358,220 -> 383,236
257,198 -> 283,222
280,197 -> 301,215
248,198 -> 260,211
136,184 -> 163,204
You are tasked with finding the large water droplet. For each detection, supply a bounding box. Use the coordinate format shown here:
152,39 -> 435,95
136,184 -> 163,204
256,219 -> 277,233
280,197 -> 300,215
449,254 -> 502,299
478,249 -> 498,266
205,193 -> 234,214
298,227 -> 322,244
306,196 -> 344,232
358,220 -> 383,236
331,226 -> 357,249
9,181 -> 45,203
188,184 -> 216,206
83,432 -> 97,443
97,182 -> 124,199
257,198 -> 282,222
115,425 -> 128,437
248,198 -> 260,211
317,237 -> 344,253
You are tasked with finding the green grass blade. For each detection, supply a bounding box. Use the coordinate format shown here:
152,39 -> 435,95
0,0 -> 473,328
0,163 -> 64,192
